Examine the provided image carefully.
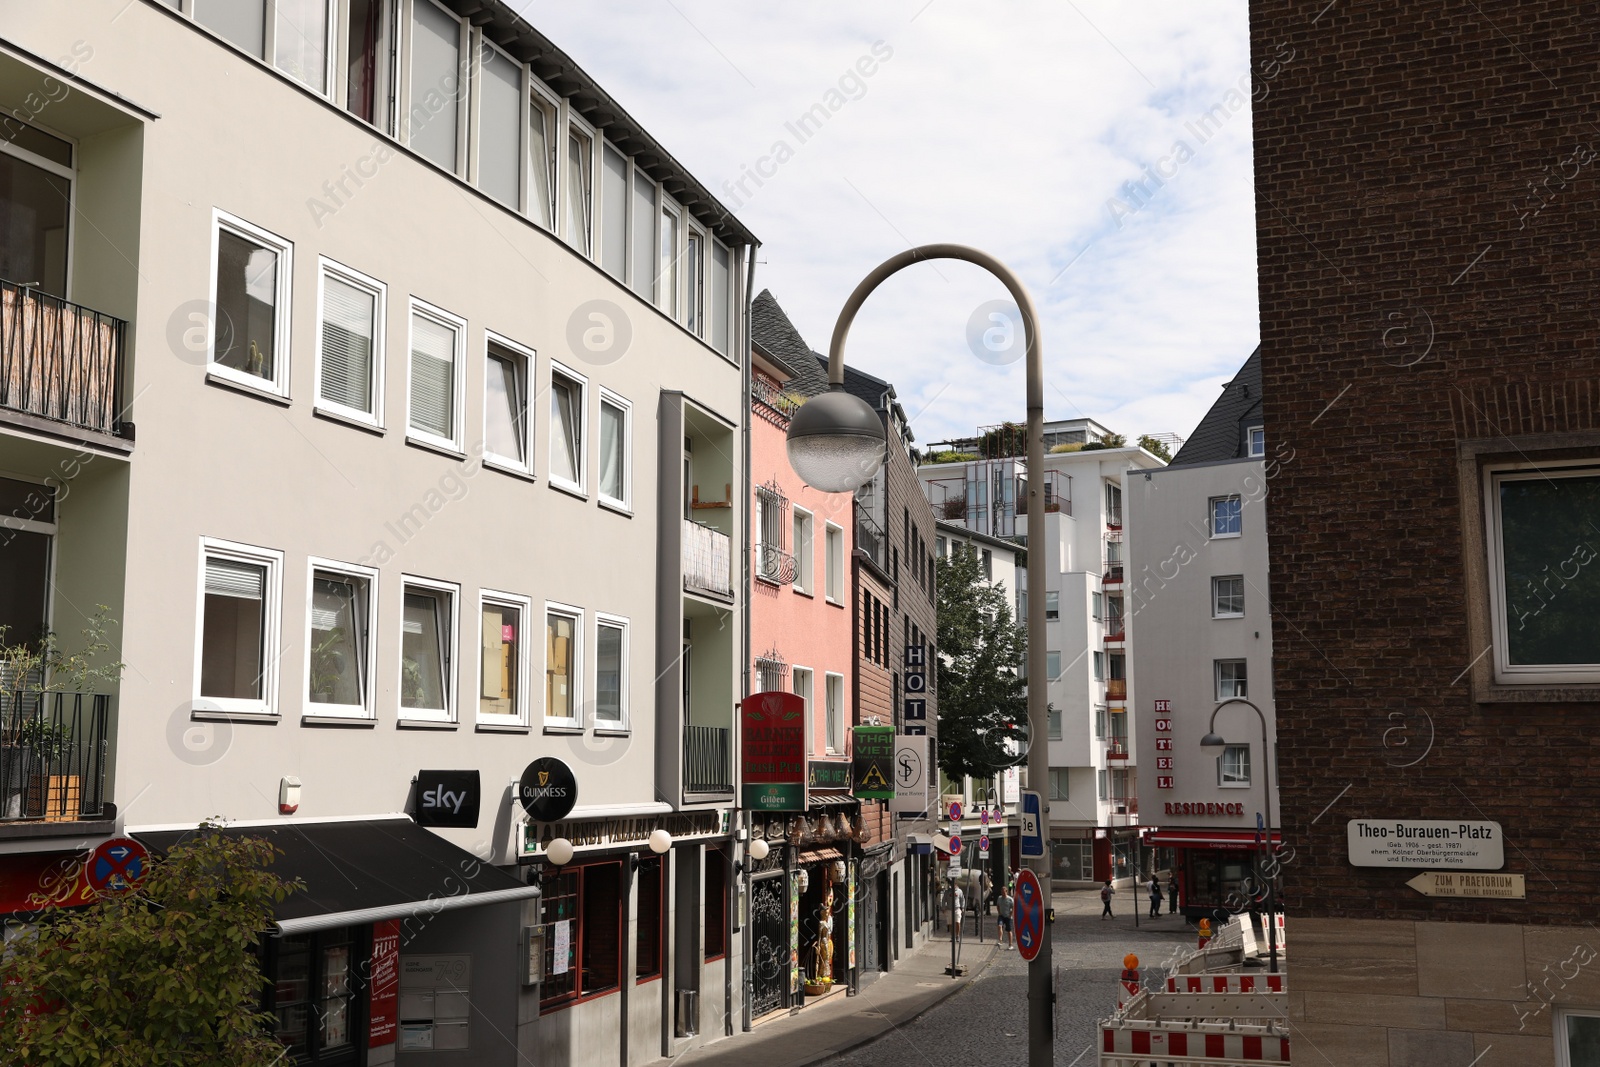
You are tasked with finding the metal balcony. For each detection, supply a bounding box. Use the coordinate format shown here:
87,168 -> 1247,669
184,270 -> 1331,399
684,520 -> 732,598
755,544 -> 796,586
1,690 -> 110,824
684,725 -> 732,793
0,279 -> 128,441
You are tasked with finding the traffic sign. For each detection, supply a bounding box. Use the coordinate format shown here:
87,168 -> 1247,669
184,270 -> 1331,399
1015,869 -> 1044,961
88,837 -> 147,893
948,834 -> 962,855
1019,790 -> 1044,858
948,800 -> 964,822
979,834 -> 990,855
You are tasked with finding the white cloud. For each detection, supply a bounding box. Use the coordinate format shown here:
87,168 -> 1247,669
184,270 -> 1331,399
516,0 -> 1260,447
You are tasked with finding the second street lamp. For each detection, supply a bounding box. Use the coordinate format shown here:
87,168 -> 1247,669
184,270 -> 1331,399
1200,696 -> 1278,973
785,243 -> 1054,1067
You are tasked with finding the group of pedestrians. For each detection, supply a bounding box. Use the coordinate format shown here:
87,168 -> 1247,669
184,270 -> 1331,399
1099,873 -> 1180,919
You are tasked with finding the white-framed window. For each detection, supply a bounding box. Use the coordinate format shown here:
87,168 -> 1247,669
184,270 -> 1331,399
824,523 -> 844,603
1045,590 -> 1059,621
1049,706 -> 1063,740
630,166 -> 656,301
824,672 -> 844,754
563,114 -> 595,256
1091,590 -> 1102,621
478,589 -> 531,728
684,225 -> 705,336
406,298 -> 466,451
194,538 -> 283,716
193,0 -> 334,93
1094,706 -> 1106,739
659,199 -> 681,318
1047,650 -> 1062,681
710,239 -> 732,356
598,389 -> 632,511
1092,651 -> 1105,681
208,210 -> 293,397
474,36 -> 523,209
1484,462 -> 1600,684
1218,743 -> 1251,787
1210,495 -> 1243,538
1212,576 -> 1245,618
527,85 -> 559,230
344,0 -> 399,133
1557,1008 -> 1600,1066
792,506 -> 815,595
599,142 -> 629,282
1097,768 -> 1108,801
406,0 -> 465,173
399,576 -> 457,723
1247,426 -> 1265,457
314,258 -> 385,424
548,362 -> 587,494
1215,658 -> 1248,700
545,601 -> 584,729
792,666 -> 814,755
594,612 -> 629,731
484,332 -> 532,473
1048,768 -> 1069,801
303,558 -> 379,720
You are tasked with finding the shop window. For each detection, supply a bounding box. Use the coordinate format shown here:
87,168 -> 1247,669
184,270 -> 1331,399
541,861 -> 622,1009
1560,1009 -> 1600,1066
705,847 -> 728,960
635,856 -> 664,981
265,926 -> 364,1065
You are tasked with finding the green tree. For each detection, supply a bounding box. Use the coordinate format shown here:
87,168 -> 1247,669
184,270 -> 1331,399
934,544 -> 1029,781
1138,434 -> 1173,462
0,827 -> 299,1066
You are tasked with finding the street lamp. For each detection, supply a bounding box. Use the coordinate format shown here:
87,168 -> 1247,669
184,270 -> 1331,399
1200,697 -> 1278,973
785,243 -> 1053,1067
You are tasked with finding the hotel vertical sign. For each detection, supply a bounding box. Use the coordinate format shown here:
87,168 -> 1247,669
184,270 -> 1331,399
903,644 -> 928,735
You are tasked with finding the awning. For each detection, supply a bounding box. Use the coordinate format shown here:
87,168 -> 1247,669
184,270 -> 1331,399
808,791 -> 858,807
797,848 -> 844,865
1142,828 -> 1283,850
135,818 -> 537,936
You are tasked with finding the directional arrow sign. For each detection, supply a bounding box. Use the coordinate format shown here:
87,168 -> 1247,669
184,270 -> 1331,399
1406,871 -> 1525,899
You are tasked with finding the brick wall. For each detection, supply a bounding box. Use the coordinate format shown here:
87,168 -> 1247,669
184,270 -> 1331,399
1253,0 -> 1600,930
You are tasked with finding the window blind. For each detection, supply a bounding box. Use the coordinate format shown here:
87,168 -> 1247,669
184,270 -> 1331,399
410,314 -> 456,439
205,558 -> 266,600
320,276 -> 375,413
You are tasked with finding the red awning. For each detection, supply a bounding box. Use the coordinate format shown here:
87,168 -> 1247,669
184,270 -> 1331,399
1142,828 -> 1283,850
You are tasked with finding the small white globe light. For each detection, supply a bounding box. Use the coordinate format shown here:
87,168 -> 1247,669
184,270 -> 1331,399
546,837 -> 575,866
748,837 -> 770,862
648,828 -> 673,855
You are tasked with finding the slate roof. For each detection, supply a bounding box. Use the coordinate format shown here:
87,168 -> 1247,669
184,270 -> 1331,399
751,290 -> 831,398
1170,347 -> 1263,466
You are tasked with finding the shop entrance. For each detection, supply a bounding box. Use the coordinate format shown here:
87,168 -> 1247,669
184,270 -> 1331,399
749,874 -> 788,1017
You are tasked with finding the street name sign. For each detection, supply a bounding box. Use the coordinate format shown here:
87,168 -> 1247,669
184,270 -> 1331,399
1406,871 -> 1525,899
1347,819 -> 1504,869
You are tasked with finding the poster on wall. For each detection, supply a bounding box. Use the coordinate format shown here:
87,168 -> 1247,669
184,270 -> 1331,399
551,919 -> 572,976
367,919 -> 400,1050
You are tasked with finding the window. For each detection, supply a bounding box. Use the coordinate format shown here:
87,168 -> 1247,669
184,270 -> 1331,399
825,672 -> 844,753
540,861 -> 622,1008
1219,744 -> 1251,787
477,42 -> 522,208
196,539 -> 282,715
1093,651 -> 1105,681
1210,495 -> 1243,538
1109,654 -> 1125,681
600,144 -> 628,281
546,603 -> 583,727
1485,463 -> 1600,683
407,0 -> 462,172
399,578 -> 455,722
478,591 -> 530,727
1045,590 -> 1059,620
548,364 -> 587,493
824,523 -> 844,603
598,390 -> 631,509
792,667 -> 813,754
194,0 -> 268,58
659,201 -> 680,317
1048,768 -> 1069,801
345,0 -> 397,131
710,240 -> 731,356
756,656 -> 787,695
315,259 -> 384,423
1094,706 -> 1106,739
407,300 -> 465,450
1097,768 -> 1108,801
266,927 -> 360,1063
1107,596 -> 1124,632
1247,426 -> 1265,457
792,507 -> 815,594
630,169 -> 655,301
1048,706 -> 1062,740
755,484 -> 788,584
935,535 -> 946,558
210,211 -> 292,396
1046,650 -> 1062,681
565,123 -> 593,254
704,848 -> 728,959
304,561 -> 376,718
1559,1009 -> 1600,1066
684,229 -> 704,335
981,549 -> 993,581
1215,659 -> 1248,700
484,335 -> 531,471
1091,591 -> 1103,620
635,856 -> 664,980
275,0 -> 332,92
0,118 -> 72,300
528,92 -> 558,229
1212,576 -> 1245,618
594,614 -> 628,730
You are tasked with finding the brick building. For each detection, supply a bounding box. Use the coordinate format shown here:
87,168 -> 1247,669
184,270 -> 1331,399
1254,0 -> 1600,1061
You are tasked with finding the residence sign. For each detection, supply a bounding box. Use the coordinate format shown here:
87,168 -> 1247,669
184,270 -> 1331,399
1347,819 -> 1505,870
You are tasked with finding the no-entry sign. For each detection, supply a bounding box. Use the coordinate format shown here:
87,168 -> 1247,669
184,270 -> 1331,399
1015,869 -> 1045,962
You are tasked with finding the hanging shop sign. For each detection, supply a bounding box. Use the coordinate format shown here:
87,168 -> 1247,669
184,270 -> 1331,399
892,734 -> 932,814
517,758 -> 577,822
521,809 -> 725,857
808,760 -> 851,791
415,770 -> 481,828
852,726 -> 896,800
904,644 -> 928,734
743,691 -> 807,812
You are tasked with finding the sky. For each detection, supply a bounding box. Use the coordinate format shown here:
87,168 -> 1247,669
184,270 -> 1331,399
518,2 -> 1260,450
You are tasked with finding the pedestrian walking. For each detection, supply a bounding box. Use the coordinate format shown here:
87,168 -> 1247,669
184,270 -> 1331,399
1167,873 -> 1180,915
1148,874 -> 1162,918
996,885 -> 1014,948
1100,880 -> 1115,919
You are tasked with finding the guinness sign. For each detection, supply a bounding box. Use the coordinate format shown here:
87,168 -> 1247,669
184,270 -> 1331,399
518,758 -> 578,822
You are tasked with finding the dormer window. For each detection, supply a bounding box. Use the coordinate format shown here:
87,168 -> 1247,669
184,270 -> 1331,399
1247,425 -> 1265,457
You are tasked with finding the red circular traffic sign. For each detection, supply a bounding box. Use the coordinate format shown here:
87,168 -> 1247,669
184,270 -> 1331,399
87,837 -> 147,893
1015,869 -> 1045,961
948,801 -> 963,822
979,834 -> 991,852
948,834 -> 962,855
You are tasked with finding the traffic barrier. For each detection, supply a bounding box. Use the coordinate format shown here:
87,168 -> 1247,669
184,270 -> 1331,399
1166,973 -> 1286,994
1119,953 -> 1141,1009
1100,1025 -> 1290,1062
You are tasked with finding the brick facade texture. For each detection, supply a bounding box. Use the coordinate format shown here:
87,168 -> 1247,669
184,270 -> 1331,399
1253,0 -> 1600,926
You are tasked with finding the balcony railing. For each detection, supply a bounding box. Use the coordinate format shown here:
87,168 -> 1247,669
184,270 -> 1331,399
1105,614 -> 1125,641
1,691 -> 110,824
751,373 -> 801,418
0,280 -> 127,439
684,725 -> 732,793
856,510 -> 887,569
684,520 -> 732,598
755,543 -> 796,586
1106,505 -> 1122,529
1106,679 -> 1127,700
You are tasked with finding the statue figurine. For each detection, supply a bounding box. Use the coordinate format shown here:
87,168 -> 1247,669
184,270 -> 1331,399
815,884 -> 835,980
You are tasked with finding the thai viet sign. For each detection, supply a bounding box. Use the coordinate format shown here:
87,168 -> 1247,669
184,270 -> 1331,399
742,691 -> 806,811
1347,819 -> 1505,869
852,726 -> 896,799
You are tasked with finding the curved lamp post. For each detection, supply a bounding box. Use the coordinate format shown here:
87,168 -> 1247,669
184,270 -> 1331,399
1200,696 -> 1278,974
785,243 -> 1052,1067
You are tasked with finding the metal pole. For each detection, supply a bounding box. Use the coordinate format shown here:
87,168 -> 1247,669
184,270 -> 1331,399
1205,698 -> 1276,974
821,244 -> 1051,1065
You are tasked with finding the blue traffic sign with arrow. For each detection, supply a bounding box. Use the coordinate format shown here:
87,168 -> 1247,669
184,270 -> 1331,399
87,837 -> 147,893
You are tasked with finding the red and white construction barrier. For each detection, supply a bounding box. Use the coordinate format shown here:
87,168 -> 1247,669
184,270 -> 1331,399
1166,973 -> 1286,994
1101,1026 -> 1290,1062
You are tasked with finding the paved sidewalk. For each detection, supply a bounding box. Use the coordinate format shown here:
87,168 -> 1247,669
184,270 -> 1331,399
644,935 -> 1001,1067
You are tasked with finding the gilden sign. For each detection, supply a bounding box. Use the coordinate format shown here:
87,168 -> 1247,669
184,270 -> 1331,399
741,691 -> 805,811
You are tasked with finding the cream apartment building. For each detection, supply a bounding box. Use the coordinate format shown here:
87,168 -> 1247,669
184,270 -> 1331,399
0,3 -> 753,1065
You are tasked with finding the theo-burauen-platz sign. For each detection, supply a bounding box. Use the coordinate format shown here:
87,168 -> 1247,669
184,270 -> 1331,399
742,691 -> 806,811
